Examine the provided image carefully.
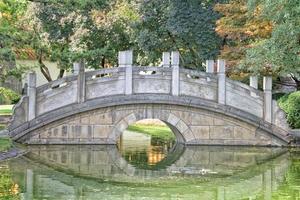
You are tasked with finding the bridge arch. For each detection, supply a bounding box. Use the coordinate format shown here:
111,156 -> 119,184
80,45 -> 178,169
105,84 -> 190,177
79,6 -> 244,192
10,97 -> 289,146
111,112 -> 188,144
8,51 -> 292,146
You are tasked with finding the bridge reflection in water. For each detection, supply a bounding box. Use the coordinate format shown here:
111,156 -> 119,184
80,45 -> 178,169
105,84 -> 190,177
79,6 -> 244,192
7,139 -> 292,199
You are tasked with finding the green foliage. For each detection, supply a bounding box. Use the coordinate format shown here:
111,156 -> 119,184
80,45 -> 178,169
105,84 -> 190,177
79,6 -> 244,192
278,91 -> 300,129
135,0 -> 222,68
0,87 -> 20,105
0,138 -> 12,152
215,0 -> 272,74
0,125 -> 5,130
0,0 -> 29,84
242,0 -> 300,78
127,124 -> 175,143
0,166 -> 19,199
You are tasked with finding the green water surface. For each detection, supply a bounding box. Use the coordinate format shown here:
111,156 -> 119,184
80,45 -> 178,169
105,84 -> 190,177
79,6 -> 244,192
0,129 -> 300,200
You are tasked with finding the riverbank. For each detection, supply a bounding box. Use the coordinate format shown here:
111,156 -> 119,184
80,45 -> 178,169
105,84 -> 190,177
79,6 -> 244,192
0,138 -> 12,152
0,128 -> 27,162
0,105 -> 13,116
127,124 -> 175,142
0,136 -> 27,161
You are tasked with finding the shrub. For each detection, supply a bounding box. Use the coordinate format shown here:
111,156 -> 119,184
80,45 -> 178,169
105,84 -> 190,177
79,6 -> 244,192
278,91 -> 300,129
0,87 -> 21,105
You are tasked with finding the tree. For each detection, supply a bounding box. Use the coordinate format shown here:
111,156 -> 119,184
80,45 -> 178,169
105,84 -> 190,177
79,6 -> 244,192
82,0 -> 139,68
26,0 -> 138,81
242,0 -> 300,89
135,0 -> 222,69
215,0 -> 272,74
25,0 -> 97,81
0,0 -> 28,92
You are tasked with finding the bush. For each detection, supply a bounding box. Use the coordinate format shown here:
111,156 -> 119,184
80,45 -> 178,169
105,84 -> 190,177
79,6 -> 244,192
278,91 -> 300,129
0,87 -> 21,105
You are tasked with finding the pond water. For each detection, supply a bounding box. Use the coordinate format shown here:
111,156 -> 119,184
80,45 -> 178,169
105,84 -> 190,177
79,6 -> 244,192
1,129 -> 300,199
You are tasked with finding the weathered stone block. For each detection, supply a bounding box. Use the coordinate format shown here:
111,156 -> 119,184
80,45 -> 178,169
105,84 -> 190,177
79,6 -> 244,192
176,120 -> 189,133
182,129 -> 195,142
190,114 -> 214,126
171,110 -> 191,124
115,119 -> 128,133
124,113 -> 136,125
89,112 -> 113,125
210,126 -> 234,139
93,125 -> 112,138
234,127 -> 255,140
167,113 -> 180,126
80,115 -> 90,124
191,126 -> 210,139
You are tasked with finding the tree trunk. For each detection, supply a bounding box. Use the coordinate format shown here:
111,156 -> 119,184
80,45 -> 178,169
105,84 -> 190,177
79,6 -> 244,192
291,76 -> 300,91
57,69 -> 65,79
101,57 -> 105,68
38,55 -> 52,82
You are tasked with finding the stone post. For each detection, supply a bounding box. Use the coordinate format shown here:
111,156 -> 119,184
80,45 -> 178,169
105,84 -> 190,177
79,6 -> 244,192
74,61 -> 86,103
250,76 -> 258,89
171,51 -> 180,96
118,50 -> 133,95
162,52 -> 171,67
73,63 -> 80,75
206,60 -> 214,73
250,75 -> 258,97
206,60 -> 214,82
263,76 -> 272,123
217,60 -> 226,104
27,72 -> 36,121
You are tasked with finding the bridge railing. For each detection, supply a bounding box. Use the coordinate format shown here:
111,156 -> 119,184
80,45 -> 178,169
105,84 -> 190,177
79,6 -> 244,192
85,67 -> 126,100
35,75 -> 79,116
179,68 -> 218,101
132,66 -> 172,94
226,79 -> 264,118
10,50 -> 281,131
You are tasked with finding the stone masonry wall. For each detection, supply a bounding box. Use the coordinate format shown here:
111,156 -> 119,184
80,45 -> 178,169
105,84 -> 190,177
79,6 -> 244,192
19,104 -> 286,146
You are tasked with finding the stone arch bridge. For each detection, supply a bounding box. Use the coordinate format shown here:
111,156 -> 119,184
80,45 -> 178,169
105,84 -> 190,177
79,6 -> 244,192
9,51 -> 292,146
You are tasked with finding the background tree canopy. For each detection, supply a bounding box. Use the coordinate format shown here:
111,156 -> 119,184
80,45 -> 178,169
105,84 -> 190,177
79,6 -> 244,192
135,0 -> 223,68
0,0 -> 299,90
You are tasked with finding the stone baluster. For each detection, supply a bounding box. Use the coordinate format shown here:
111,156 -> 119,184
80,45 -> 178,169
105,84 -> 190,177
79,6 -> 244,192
249,75 -> 258,97
171,51 -> 180,96
263,76 -> 273,123
74,61 -> 86,103
162,52 -> 171,67
206,60 -> 214,73
118,50 -> 133,95
206,60 -> 214,82
217,60 -> 226,104
73,62 -> 80,75
27,72 -> 36,121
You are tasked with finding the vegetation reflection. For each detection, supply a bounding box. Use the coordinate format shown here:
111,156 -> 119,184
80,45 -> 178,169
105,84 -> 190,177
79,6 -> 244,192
0,164 -> 20,200
117,119 -> 176,169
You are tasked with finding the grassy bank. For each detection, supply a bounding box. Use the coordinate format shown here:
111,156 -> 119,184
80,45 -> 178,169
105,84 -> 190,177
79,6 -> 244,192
0,138 -> 12,152
0,105 -> 13,115
127,124 -> 175,141
0,125 -> 5,131
278,91 -> 300,129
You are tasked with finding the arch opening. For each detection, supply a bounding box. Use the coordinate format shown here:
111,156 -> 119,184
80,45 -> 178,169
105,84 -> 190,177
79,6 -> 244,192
116,119 -> 183,170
